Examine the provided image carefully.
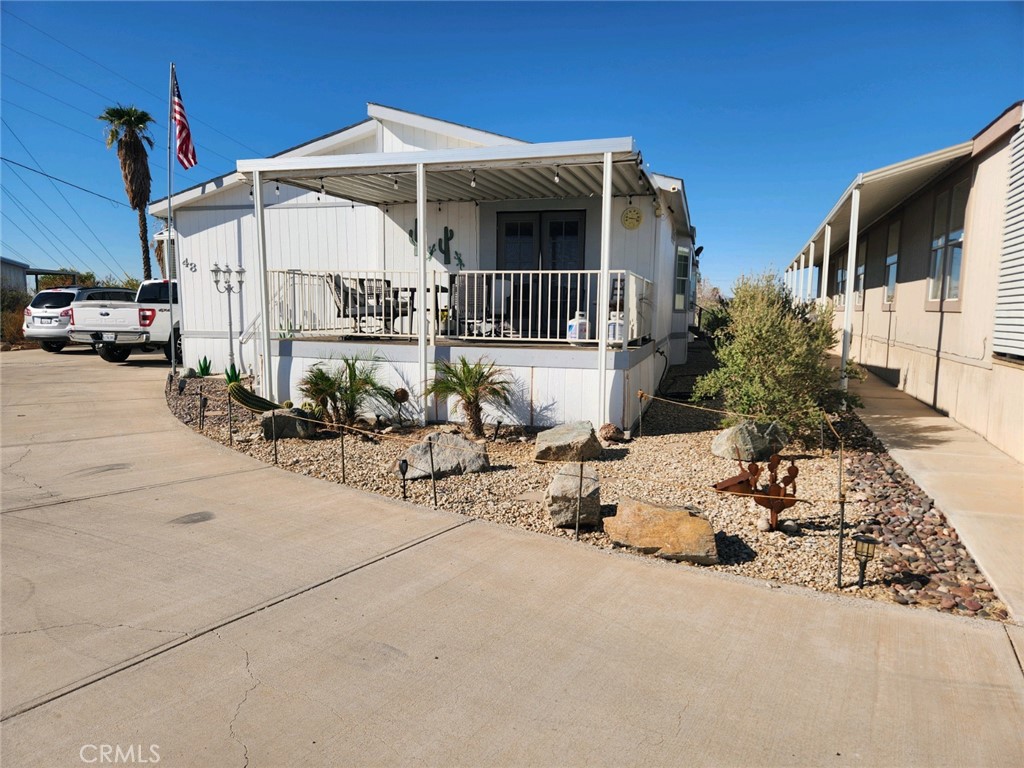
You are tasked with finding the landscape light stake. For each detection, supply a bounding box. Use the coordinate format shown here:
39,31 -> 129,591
576,461 -> 584,541
166,372 -> 172,394
836,435 -> 845,589
199,394 -> 208,431
428,436 -> 438,508
399,458 -> 408,499
853,534 -> 879,588
637,390 -> 645,437
197,384 -> 204,429
272,410 -> 278,465
820,420 -> 825,457
227,395 -> 234,446
340,426 -> 347,484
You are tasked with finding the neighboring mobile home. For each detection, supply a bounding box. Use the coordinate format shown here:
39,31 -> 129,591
150,104 -> 699,431
784,102 -> 1023,462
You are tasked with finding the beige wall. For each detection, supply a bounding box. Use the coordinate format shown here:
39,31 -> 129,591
828,132 -> 1024,462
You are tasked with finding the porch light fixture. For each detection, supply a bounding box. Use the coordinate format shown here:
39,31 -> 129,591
554,166 -> 560,184
853,534 -> 879,588
211,262 -> 245,371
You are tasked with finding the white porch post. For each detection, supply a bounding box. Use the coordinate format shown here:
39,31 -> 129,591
596,152 -> 613,426
798,252 -> 807,303
820,224 -> 831,302
416,163 -> 429,423
840,185 -> 861,391
807,242 -> 816,302
252,169 -> 274,401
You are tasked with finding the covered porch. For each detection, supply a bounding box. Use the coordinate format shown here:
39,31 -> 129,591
238,137 -> 684,424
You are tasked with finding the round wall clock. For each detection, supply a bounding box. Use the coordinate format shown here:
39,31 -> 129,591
621,206 -> 643,230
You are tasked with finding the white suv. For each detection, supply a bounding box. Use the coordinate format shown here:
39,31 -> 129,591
23,286 -> 136,353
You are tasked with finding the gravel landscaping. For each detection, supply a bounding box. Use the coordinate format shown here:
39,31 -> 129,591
165,370 -> 1009,623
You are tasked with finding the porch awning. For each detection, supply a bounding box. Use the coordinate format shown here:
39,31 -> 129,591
791,140 -> 974,271
236,137 -> 653,206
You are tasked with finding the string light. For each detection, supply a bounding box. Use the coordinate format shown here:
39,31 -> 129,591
554,166 -> 560,184
393,176 -> 398,190
275,183 -> 280,196
470,171 -> 477,188
249,186 -> 253,199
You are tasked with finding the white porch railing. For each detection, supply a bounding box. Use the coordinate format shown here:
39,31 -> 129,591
268,269 -> 424,339
264,268 -> 654,345
451,270 -> 653,345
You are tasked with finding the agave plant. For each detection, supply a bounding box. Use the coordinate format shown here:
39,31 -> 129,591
425,356 -> 512,438
196,356 -> 211,377
224,363 -> 242,385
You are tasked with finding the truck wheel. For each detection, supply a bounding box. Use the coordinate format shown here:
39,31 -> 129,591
97,345 -> 131,363
164,330 -> 182,362
40,340 -> 67,353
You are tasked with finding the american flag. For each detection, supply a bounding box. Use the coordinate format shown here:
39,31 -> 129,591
171,69 -> 197,170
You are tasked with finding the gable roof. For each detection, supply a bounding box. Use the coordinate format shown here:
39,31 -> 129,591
150,104 -> 526,215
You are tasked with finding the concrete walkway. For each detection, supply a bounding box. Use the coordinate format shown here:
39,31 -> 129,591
2,348 -> 1023,767
851,372 -> 1024,620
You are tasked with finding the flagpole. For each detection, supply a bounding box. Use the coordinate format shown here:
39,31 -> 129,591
167,62 -> 178,376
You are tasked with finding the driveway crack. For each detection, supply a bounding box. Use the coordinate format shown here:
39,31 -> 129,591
217,632 -> 261,768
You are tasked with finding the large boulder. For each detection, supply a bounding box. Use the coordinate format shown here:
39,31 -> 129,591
393,432 -> 489,480
544,462 -> 601,528
604,497 -> 719,564
261,407 -> 318,440
711,421 -> 788,462
534,421 -> 603,462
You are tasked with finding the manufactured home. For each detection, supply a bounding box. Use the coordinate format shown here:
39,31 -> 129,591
150,104 -> 699,431
785,102 -> 1023,462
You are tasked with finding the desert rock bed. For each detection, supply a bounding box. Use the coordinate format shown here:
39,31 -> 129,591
166,375 -> 1009,622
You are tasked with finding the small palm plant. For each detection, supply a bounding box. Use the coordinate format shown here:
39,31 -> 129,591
297,363 -> 341,425
425,356 -> 512,438
298,356 -> 396,427
334,356 -> 396,426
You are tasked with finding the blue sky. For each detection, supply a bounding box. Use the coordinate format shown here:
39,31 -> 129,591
1,1 -> 1021,291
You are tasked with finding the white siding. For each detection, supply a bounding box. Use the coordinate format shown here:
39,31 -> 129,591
994,118 -> 1024,359
380,120 -> 484,152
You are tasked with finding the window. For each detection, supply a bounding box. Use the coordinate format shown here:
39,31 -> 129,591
834,266 -> 847,306
854,240 -> 866,309
884,221 -> 900,305
674,246 -> 690,311
929,178 -> 969,304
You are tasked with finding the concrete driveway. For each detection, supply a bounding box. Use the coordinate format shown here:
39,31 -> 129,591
2,348 -> 1023,767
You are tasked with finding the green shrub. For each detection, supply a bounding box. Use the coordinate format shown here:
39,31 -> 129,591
692,272 -> 859,440
425,356 -> 513,438
297,355 -> 395,426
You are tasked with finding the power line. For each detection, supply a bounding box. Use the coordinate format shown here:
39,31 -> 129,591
1,211 -> 59,266
2,7 -> 265,156
0,157 -> 129,207
3,42 -> 250,167
1,124 -> 134,280
3,164 -> 121,272
2,186 -> 93,273
2,72 -> 99,119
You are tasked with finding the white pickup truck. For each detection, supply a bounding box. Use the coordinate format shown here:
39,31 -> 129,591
69,279 -> 181,363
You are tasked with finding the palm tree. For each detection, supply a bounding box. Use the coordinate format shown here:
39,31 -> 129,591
99,105 -> 155,279
425,356 -> 513,438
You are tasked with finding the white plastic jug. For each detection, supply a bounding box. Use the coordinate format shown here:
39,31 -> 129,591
608,311 -> 624,343
567,311 -> 589,342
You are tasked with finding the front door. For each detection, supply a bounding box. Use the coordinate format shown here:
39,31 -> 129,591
497,211 -> 586,338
